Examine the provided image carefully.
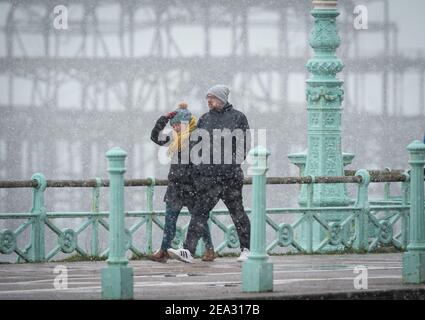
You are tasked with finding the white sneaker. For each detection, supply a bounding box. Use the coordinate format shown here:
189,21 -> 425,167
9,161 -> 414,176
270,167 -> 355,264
167,248 -> 193,263
237,248 -> 250,262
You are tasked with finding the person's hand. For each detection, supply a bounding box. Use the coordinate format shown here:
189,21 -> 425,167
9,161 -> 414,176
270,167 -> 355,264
166,111 -> 177,120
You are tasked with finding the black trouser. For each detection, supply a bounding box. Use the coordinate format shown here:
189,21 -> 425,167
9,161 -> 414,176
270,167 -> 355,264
163,182 -> 214,251
184,175 -> 250,254
161,201 -> 214,251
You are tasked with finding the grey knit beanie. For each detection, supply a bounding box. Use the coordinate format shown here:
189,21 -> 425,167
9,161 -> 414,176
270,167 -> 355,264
206,84 -> 230,104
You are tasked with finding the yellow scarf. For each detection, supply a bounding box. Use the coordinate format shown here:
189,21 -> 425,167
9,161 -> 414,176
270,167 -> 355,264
167,115 -> 197,159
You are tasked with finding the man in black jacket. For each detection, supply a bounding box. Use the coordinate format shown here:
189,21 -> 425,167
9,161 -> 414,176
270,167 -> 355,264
168,85 -> 251,263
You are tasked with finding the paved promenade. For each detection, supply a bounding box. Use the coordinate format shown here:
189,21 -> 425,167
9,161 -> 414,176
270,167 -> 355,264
1,253 -> 424,300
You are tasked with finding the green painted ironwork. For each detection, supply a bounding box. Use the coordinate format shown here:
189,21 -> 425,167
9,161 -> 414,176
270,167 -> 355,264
90,177 -> 101,257
354,169 -> 370,251
0,170 -> 416,264
401,173 -> 411,248
288,0 -> 353,251
403,140 -> 425,283
242,146 -> 273,292
101,147 -> 133,300
303,0 -> 349,209
145,178 -> 154,255
30,173 -> 47,262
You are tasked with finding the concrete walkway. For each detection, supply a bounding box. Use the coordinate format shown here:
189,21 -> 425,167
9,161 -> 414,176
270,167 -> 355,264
0,253 -> 424,300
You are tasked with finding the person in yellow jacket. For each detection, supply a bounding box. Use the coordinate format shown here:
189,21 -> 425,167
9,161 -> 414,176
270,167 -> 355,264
148,102 -> 215,263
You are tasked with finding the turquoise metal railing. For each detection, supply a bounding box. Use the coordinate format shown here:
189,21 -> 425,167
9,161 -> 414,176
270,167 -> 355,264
0,166 -> 417,263
240,142 -> 425,293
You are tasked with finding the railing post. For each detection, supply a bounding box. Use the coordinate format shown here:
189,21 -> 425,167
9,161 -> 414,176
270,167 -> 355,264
403,140 -> 425,283
90,177 -> 101,257
101,147 -> 133,299
401,171 -> 410,249
383,167 -> 391,200
354,169 -> 370,251
306,177 -> 314,253
30,173 -> 46,262
146,178 -> 155,255
242,146 -> 273,293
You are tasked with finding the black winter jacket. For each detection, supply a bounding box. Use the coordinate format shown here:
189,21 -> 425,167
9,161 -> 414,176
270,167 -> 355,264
195,103 -> 250,179
150,116 -> 196,207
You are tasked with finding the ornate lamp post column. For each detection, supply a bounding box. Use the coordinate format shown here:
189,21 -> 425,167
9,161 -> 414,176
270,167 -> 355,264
304,0 -> 349,209
287,0 -> 351,249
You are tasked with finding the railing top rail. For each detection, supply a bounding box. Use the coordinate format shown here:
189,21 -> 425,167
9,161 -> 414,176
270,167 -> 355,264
344,169 -> 407,176
0,169 -> 411,189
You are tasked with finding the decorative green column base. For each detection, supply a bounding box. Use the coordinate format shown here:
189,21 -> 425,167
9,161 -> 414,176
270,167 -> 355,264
403,252 -> 425,284
242,260 -> 273,292
289,152 -> 355,251
288,152 -> 355,208
101,266 -> 134,300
